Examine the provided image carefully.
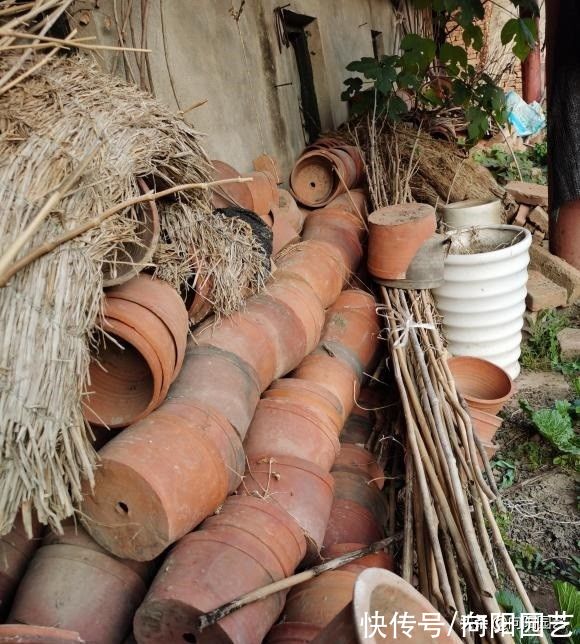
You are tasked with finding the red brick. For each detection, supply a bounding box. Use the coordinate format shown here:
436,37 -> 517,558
525,270 -> 567,311
505,181 -> 549,207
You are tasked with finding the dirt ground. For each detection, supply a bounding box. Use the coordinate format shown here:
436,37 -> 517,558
493,370 -> 579,613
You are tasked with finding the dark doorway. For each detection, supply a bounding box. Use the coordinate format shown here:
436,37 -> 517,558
371,30 -> 384,60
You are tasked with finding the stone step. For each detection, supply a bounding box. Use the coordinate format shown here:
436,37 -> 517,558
526,269 -> 568,311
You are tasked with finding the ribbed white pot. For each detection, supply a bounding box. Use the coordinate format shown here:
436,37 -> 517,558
441,198 -> 502,229
433,225 -> 532,379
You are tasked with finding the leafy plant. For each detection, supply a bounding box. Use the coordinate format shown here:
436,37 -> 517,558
342,0 -> 539,142
553,581 -> 580,643
473,143 -> 548,185
520,309 -> 570,372
493,458 -> 516,489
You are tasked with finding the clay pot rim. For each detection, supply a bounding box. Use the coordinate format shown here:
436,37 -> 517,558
469,407 -> 503,427
0,625 -> 83,642
290,151 -> 338,207
448,356 -> 515,405
368,203 -> 436,227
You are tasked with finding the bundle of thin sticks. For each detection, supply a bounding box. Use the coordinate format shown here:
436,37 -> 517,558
378,287 -> 547,644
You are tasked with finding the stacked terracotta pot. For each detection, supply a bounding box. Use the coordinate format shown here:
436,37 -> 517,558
84,274 -> 189,428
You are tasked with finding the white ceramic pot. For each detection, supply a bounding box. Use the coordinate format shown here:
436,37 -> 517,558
441,198 -> 502,229
433,225 -> 532,379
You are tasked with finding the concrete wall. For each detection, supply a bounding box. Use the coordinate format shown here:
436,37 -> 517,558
71,0 -> 400,177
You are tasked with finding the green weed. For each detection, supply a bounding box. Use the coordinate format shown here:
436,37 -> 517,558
473,142 -> 548,185
521,309 -> 570,372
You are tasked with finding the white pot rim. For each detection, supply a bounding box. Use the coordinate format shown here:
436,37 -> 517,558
445,225 -> 532,265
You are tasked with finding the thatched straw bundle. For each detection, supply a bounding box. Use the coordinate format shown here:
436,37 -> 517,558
0,53 -> 268,536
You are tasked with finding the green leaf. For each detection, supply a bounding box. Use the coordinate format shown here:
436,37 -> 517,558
400,33 -> 436,72
465,106 -> 489,141
462,23 -> 483,51
553,581 -> 580,643
375,63 -> 398,95
440,43 -> 468,75
341,76 -> 363,101
531,403 -> 580,457
501,17 -> 538,61
346,57 -> 380,79
386,95 -> 409,121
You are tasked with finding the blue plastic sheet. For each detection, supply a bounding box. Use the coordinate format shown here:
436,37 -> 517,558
506,90 -> 546,137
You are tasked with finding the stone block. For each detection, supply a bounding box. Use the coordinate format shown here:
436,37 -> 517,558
529,244 -> 580,305
513,204 -> 531,226
557,328 -> 580,362
526,270 -> 568,311
528,206 -> 549,234
506,181 -> 549,207
532,229 -> 546,244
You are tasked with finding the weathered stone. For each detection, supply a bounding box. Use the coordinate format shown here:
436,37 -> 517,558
506,181 -> 549,207
532,229 -> 546,244
557,328 -> 580,362
513,204 -> 531,226
526,270 -> 568,311
529,244 -> 580,305
528,206 -> 549,234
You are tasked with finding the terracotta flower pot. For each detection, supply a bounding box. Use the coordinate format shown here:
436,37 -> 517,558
335,146 -> 364,184
0,515 -> 42,618
353,568 -> 462,643
0,625 -> 82,643
478,439 -> 499,468
323,499 -> 383,548
330,289 -> 378,321
80,411 -> 229,561
275,240 -> 345,308
271,210 -> 301,256
9,539 -> 149,644
367,203 -> 437,280
332,445 -> 384,489
201,495 -> 307,576
448,356 -> 515,414
290,150 -> 340,208
323,542 -> 393,572
340,416 -> 373,445
302,220 -> 363,274
326,188 -> 367,220
162,399 -> 245,494
266,378 -> 343,434
243,294 -> 308,379
102,178 -> 160,287
243,171 -> 278,222
186,269 -> 214,324
194,312 -> 278,392
333,471 -> 387,528
469,407 -> 503,443
349,386 -> 385,423
210,160 -> 254,211
266,622 -> 322,643
273,189 -> 307,234
239,455 -> 335,558
133,530 -> 288,644
168,344 -> 261,439
106,274 -> 188,379
310,604 -> 357,644
283,569 -> 358,628
244,399 -> 341,471
306,208 -> 366,241
84,317 -> 163,428
266,273 -> 325,357
292,350 -> 361,420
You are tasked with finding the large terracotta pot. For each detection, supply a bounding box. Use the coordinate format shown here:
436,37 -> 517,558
84,317 -> 163,428
323,543 -> 393,572
9,538 -> 149,644
162,399 -> 245,493
326,188 -> 367,219
353,568 -> 462,643
201,495 -> 307,577
244,171 -> 278,221
266,274 -> 325,357
306,208 -> 365,241
323,499 -> 383,548
302,217 -> 363,274
290,150 -> 351,208
133,530 -> 288,644
330,289 -> 377,321
244,399 -> 341,471
80,411 -> 228,561
239,455 -> 335,557
273,189 -> 307,234
367,203 -> 437,280
271,211 -> 301,256
340,416 -> 373,445
310,604 -> 357,644
243,294 -> 308,379
333,471 -> 387,528
275,241 -> 345,308
194,312 -> 277,392
210,160 -> 254,211
332,445 -> 384,489
448,356 -> 515,414
186,269 -> 214,324
469,407 -> 503,443
292,350 -> 361,420
266,622 -> 322,643
0,625 -> 82,643
283,569 -> 358,628
168,344 -> 261,439
0,515 -> 42,618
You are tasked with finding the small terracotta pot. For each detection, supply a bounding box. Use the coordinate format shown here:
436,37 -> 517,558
340,416 -> 373,445
306,208 -> 366,241
266,622 -> 322,643
266,378 -> 343,434
307,137 -> 344,150
332,445 -> 384,489
326,188 -> 367,220
194,312 -> 278,392
275,240 -> 346,308
323,499 -> 383,548
84,317 -> 163,428
106,274 -> 188,379
302,221 -> 363,274
335,146 -> 364,184
186,269 -> 214,324
333,471 -> 387,527
292,350 -> 361,420
239,455 -> 335,558
211,160 -> 254,211
133,530 -> 287,644
350,386 -> 385,423
330,289 -> 378,322
0,625 -> 82,643
310,604 -> 357,644
271,210 -> 301,256
470,407 -> 503,443
353,568 -> 463,643
267,273 -> 325,356
81,411 -> 229,561
168,344 -> 261,439
243,294 -> 308,379
448,356 -> 515,414
162,399 -> 245,493
102,178 -> 160,287
245,399 -> 341,471
367,203 -> 437,280
273,189 -> 307,233
9,540 -> 149,644
290,150 -> 340,207
201,495 -> 307,576
283,569 -> 358,628
244,171 -> 278,222
0,515 -> 42,618
323,542 -> 393,572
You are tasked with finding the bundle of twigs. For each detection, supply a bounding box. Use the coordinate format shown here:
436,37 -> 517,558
378,288 -> 546,644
